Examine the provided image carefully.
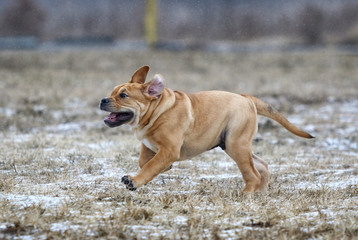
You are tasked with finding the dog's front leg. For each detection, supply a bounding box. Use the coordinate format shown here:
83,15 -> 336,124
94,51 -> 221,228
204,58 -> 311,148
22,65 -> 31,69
139,144 -> 173,172
138,143 -> 156,169
122,146 -> 179,190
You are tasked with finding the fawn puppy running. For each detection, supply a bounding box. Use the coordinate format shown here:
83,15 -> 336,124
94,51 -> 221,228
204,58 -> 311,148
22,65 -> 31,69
100,66 -> 314,193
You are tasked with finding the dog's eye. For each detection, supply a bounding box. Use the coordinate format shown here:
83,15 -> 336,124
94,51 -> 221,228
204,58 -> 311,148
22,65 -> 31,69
119,93 -> 128,99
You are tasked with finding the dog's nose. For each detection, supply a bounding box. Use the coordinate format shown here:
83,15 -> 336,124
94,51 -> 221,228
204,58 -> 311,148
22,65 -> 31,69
101,98 -> 110,104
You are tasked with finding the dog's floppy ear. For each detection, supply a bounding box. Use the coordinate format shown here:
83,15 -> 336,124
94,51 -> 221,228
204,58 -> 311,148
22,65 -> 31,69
130,66 -> 150,84
144,74 -> 165,98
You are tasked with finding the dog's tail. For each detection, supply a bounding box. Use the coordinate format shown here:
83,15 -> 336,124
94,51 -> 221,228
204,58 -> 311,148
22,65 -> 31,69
243,95 -> 314,139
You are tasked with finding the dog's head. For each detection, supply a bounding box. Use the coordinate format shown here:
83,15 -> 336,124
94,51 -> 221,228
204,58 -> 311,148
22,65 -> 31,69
100,66 -> 165,128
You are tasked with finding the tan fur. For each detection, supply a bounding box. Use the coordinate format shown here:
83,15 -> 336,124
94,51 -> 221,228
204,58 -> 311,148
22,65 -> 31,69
242,95 -> 314,139
100,66 -> 314,193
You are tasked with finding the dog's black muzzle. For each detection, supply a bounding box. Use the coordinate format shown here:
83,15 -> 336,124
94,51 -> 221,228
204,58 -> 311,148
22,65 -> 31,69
99,98 -> 110,111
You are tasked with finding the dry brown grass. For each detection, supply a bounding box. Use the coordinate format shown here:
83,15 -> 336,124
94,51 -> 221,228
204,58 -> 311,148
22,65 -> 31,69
0,48 -> 357,239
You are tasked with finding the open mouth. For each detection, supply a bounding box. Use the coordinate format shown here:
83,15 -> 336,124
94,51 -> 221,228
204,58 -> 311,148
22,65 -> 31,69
104,111 -> 134,128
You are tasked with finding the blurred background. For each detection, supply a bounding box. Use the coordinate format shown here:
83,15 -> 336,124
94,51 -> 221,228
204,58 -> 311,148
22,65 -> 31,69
0,0 -> 358,132
0,0 -> 357,132
0,2 -> 357,239
0,0 -> 358,50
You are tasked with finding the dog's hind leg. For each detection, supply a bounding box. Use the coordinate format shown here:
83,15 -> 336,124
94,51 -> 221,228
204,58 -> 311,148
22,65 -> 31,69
225,141 -> 261,193
252,153 -> 269,191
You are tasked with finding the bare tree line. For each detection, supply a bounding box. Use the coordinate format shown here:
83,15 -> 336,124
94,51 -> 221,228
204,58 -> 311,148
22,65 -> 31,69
0,0 -> 358,45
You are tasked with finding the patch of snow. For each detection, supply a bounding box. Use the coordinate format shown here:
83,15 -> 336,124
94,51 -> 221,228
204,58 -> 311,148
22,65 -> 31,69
345,151 -> 358,157
50,222 -> 80,233
294,179 -> 357,190
80,141 -> 117,150
50,110 -> 65,120
47,123 -> 82,132
219,229 -> 242,240
129,225 -> 169,238
2,194 -> 69,209
216,161 -> 235,168
322,137 -> 358,151
3,133 -> 32,143
305,124 -> 316,132
43,122 -> 99,133
326,179 -> 357,189
333,168 -> 356,176
0,107 -> 15,117
43,147 -> 56,152
200,173 -> 239,179
336,126 -> 356,135
174,215 -> 187,224
212,148 -> 226,154
286,116 -> 304,125
0,224 -> 6,230
33,104 -> 46,112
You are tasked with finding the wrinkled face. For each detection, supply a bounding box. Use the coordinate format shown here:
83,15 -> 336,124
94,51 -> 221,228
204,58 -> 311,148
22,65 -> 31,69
99,66 -> 164,128
100,83 -> 149,127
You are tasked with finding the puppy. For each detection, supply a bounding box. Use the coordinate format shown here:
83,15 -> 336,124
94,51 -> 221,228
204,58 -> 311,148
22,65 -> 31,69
100,66 -> 314,193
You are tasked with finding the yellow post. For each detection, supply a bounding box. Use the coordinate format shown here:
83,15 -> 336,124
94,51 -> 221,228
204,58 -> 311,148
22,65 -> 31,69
145,0 -> 157,48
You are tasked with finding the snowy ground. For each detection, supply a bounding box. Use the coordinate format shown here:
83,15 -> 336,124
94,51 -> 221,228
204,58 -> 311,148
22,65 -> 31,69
0,49 -> 357,239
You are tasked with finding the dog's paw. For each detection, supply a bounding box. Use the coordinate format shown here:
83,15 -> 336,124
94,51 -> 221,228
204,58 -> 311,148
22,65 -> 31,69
121,175 -> 137,191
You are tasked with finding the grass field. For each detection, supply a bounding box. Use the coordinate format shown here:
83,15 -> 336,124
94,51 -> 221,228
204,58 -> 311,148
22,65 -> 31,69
0,48 -> 357,239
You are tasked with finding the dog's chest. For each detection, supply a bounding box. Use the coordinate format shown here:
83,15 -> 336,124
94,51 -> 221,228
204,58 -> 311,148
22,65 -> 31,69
133,128 -> 158,152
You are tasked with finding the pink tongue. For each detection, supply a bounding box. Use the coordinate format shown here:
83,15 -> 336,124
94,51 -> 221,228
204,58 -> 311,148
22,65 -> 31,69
106,113 -> 118,122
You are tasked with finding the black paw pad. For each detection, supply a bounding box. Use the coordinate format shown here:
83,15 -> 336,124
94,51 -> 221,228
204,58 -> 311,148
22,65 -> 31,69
121,175 -> 137,191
